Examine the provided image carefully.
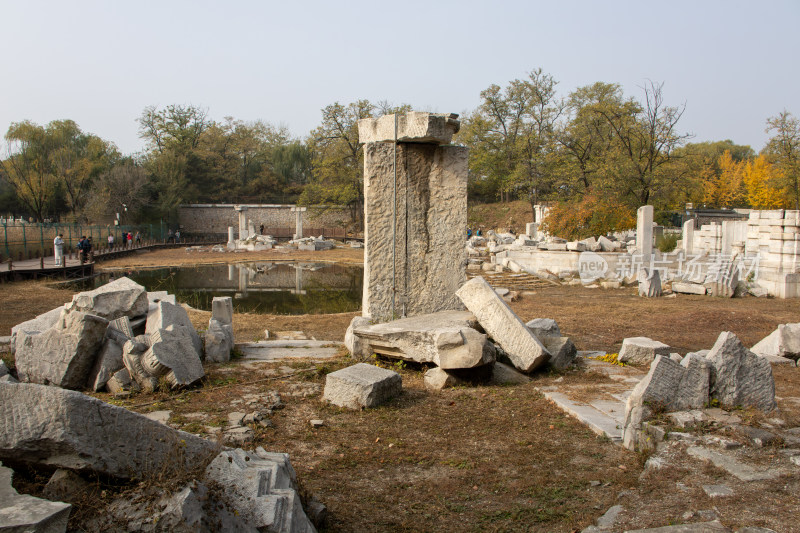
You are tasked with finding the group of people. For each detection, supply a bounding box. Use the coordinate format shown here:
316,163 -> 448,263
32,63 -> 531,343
466,227 -> 484,239
53,230 -> 145,267
109,232 -> 141,248
167,229 -> 181,243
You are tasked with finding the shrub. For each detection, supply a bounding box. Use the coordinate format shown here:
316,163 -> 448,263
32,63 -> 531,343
540,193 -> 636,241
656,233 -> 678,253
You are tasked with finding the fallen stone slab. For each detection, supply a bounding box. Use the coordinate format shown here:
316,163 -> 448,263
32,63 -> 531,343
145,301 -> 202,357
751,323 -> 800,361
1,462 -> 71,533
323,363 -> 401,409
541,390 -> 622,443
147,290 -> 176,307
358,111 -> 460,144
686,446 -> 783,481
67,276 -> 148,320
490,362 -> 531,385
525,318 -> 561,339
10,305 -> 65,352
205,448 -> 316,533
672,282 -> 707,295
542,336 -> 577,370
142,327 -> 205,387
456,276 -> 550,372
16,311 -> 109,389
0,382 -> 218,479
597,236 -> 615,252
352,311 -> 494,369
237,340 -> 343,362
623,521 -> 730,533
618,337 -> 672,365
706,332 -> 776,412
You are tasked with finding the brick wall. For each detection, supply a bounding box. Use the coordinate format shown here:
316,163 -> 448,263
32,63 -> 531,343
177,204 -> 353,234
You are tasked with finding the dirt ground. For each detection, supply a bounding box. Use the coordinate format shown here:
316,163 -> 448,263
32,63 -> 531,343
2,247 -> 799,532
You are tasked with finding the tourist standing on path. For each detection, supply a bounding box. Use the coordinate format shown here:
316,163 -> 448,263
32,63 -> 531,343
127,232 -> 133,247
54,233 -> 64,266
135,231 -> 141,245
168,229 -> 174,243
78,236 -> 88,263
175,230 -> 180,243
108,234 -> 114,249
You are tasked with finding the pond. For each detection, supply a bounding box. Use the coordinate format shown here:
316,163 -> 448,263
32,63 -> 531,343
85,262 -> 363,315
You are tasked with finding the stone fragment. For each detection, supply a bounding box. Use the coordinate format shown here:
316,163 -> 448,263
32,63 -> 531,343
204,448 -> 316,533
624,521 -> 731,532
618,337 -> 672,365
42,468 -> 91,503
15,311 -> 109,389
456,277 -> 550,372
142,327 -> 205,388
597,236 -> 615,252
735,425 -> 780,447
106,368 -> 133,395
323,363 -> 402,409
108,316 -> 134,340
421,366 -> 490,390
352,311 -> 493,369
525,318 -> 561,339
344,316 -> 371,357
0,462 -> 71,532
705,331 -> 776,412
672,282 -> 707,295
211,296 -> 233,325
67,276 -> 148,320
0,382 -> 217,479
147,290 -> 176,306
751,323 -> 800,361
204,318 -> 234,363
145,301 -> 202,357
10,306 -> 65,352
542,336 -> 577,370
490,362 -> 531,385
704,262 -> 739,298
566,241 -> 586,252
0,360 -> 9,379
144,410 -> 172,425
358,111 -> 460,144
638,268 -> 662,297
87,337 -> 124,392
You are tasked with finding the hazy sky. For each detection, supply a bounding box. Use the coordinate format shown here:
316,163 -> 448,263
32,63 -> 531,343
2,0 -> 798,155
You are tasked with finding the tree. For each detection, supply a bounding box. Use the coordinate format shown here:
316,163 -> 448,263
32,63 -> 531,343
2,120 -> 59,220
764,110 -> 800,209
744,154 -> 786,209
701,150 -> 745,208
83,159 -> 149,223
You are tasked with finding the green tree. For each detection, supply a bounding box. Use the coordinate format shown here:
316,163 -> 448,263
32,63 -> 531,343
764,110 -> 800,209
2,120 -> 60,220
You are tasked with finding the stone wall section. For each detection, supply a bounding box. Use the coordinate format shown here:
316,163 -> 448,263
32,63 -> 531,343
178,204 -> 351,234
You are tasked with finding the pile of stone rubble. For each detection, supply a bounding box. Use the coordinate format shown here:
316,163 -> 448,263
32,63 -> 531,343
8,276 -> 235,394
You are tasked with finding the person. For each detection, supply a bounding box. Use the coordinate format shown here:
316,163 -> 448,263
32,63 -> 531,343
467,228 -> 472,239
86,237 -> 94,261
127,232 -> 133,247
53,233 -> 64,267
77,236 -> 88,263
175,230 -> 180,243
135,231 -> 141,245
260,224 -> 264,235
108,234 -> 114,249
168,228 -> 174,243
476,227 -> 482,237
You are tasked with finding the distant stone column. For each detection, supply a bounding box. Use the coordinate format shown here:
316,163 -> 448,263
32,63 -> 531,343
291,206 -> 307,239
721,220 -> 735,256
683,219 -> 695,256
227,226 -> 235,250
526,222 -> 538,240
637,205 -> 654,258
359,112 -> 467,322
234,205 -> 249,240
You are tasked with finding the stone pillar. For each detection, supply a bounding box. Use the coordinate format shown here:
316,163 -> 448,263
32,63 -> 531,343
295,264 -> 303,294
228,264 -> 235,281
291,206 -> 307,240
227,226 -> 235,250
683,219 -> 694,256
526,222 -> 538,240
234,205 -> 248,240
721,220 -> 735,256
636,205 -> 654,258
359,112 -> 466,322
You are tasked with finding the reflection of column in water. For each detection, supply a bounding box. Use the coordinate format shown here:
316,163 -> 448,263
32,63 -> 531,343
228,264 -> 235,281
238,265 -> 249,297
295,264 -> 303,293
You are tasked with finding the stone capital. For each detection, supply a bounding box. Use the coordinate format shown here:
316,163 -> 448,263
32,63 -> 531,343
358,111 -> 460,145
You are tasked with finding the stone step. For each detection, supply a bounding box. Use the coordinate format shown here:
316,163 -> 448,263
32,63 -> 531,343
541,390 -> 623,443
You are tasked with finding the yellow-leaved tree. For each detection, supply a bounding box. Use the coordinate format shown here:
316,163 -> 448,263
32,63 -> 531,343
744,154 -> 786,209
702,151 -> 745,208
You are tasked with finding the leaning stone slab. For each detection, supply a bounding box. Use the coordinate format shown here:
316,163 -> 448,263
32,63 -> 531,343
146,301 -> 202,357
456,277 -> 550,372
0,382 -> 217,479
323,363 -> 401,409
352,311 -> 493,369
358,111 -> 460,144
672,282 -> 707,295
142,327 -> 205,387
751,323 -> 800,361
16,311 -> 109,389
706,331 -> 776,412
525,318 -> 561,339
205,448 -> 316,533
67,276 -> 148,320
88,336 -> 125,391
0,462 -> 71,533
618,337 -> 672,365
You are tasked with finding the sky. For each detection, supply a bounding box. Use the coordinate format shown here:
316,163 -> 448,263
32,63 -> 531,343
1,0 -> 798,155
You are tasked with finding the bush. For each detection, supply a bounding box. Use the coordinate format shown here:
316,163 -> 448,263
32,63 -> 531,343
540,193 -> 636,241
656,233 -> 678,253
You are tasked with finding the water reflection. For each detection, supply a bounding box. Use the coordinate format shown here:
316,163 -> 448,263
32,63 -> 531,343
108,262 -> 362,315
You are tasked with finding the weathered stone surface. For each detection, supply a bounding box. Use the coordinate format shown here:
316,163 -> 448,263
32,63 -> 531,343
67,276 -> 148,320
704,262 -> 739,298
543,336 -> 577,370
204,318 -> 234,363
624,521 -> 730,533
205,448 -> 316,533
0,382 -> 217,479
490,362 -> 531,385
88,337 -> 124,391
525,318 -> 561,339
705,331 -> 776,411
0,360 -> 9,379
456,277 -> 550,373
345,316 -> 372,357
0,462 -> 71,532
16,311 -> 109,389
672,282 -> 707,295
142,327 -> 205,387
42,468 -> 91,503
105,368 -> 133,395
108,316 -> 134,340
147,290 -> 176,306
362,141 -> 467,322
358,111 -> 460,144
751,323 -> 800,361
424,367 -> 465,390
10,306 -> 65,352
638,268 -> 662,297
146,301 -> 202,357
618,337 -> 672,365
597,236 -> 615,252
352,311 -> 493,369
211,296 -> 233,326
323,363 -> 402,409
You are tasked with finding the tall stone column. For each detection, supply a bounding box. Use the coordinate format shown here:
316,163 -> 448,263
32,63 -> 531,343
291,206 -> 307,239
682,219 -> 694,255
227,226 -> 236,250
359,112 -> 467,322
637,205 -> 654,258
234,205 -> 249,240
